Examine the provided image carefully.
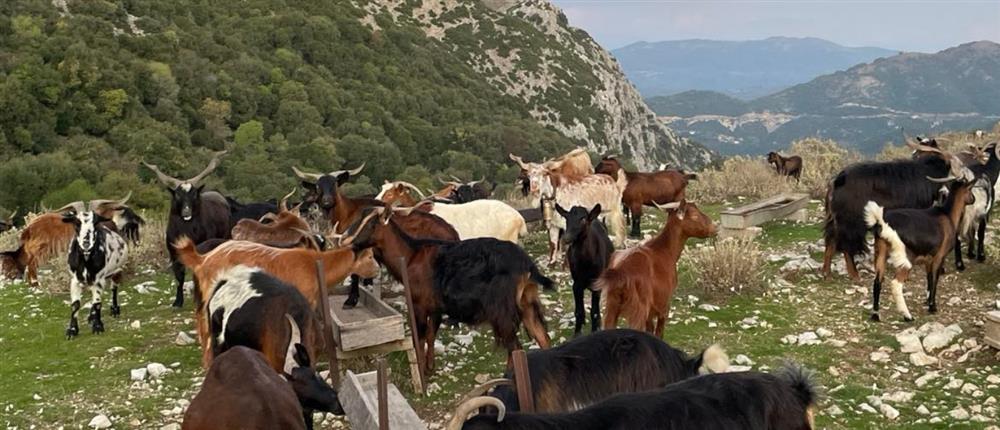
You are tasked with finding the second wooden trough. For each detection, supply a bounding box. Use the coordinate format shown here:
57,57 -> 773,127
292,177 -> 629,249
342,370 -> 426,430
720,193 -> 810,229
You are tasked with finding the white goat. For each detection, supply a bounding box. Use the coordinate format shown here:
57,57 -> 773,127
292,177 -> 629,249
419,200 -> 527,243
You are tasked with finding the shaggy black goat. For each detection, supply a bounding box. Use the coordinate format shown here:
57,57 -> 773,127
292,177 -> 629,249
555,204 -> 612,335
226,196 -> 278,227
449,364 -> 819,430
473,329 -> 729,413
143,152 -> 231,308
821,142 -> 968,281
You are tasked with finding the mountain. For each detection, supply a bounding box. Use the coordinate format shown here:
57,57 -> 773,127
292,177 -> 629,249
0,0 -> 711,211
613,37 -> 896,99
654,41 -> 1000,155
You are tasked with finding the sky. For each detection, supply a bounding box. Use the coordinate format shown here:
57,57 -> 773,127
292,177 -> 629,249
550,0 -> 1000,52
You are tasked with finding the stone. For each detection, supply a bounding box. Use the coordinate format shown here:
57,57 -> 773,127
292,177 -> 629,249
987,375 -> 1000,384
882,391 -> 914,403
161,424 -> 181,430
961,383 -> 980,395
698,304 -> 720,312
130,368 -> 147,381
880,404 -> 900,420
130,320 -> 141,330
825,405 -> 844,416
89,414 -> 112,429
866,396 -> 883,408
869,351 -> 890,363
734,354 -> 754,366
922,324 -> 962,351
949,406 -> 970,420
174,332 -> 195,346
147,363 -> 170,379
727,365 -> 752,372
915,371 -> 939,387
895,332 -> 924,354
797,331 -> 820,345
944,378 -> 964,390
908,352 -> 938,367
828,367 -> 841,377
780,335 -> 798,345
916,405 -> 930,415
826,339 -> 848,348
859,403 -> 878,414
816,328 -> 834,338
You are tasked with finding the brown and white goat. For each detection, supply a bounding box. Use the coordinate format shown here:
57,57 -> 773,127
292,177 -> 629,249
595,156 -> 696,237
767,152 -> 803,181
172,236 -> 374,368
376,181 -> 427,207
510,148 -> 593,197
864,173 -> 976,321
598,201 -> 716,335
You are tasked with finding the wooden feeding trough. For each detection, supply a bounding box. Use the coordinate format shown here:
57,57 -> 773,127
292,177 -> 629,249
719,193 -> 809,238
342,368 -> 427,430
985,311 -> 1000,350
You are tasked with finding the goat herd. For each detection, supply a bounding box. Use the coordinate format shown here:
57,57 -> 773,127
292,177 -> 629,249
1,137 -> 998,430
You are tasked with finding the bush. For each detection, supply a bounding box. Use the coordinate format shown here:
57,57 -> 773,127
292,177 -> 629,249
684,237 -> 765,296
788,138 -> 861,198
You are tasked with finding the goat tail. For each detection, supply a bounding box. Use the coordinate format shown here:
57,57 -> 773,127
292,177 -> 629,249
607,205 -> 626,247
172,236 -> 205,270
694,344 -> 730,374
529,265 -> 555,291
774,362 -> 822,428
863,201 -> 911,270
595,268 -> 646,329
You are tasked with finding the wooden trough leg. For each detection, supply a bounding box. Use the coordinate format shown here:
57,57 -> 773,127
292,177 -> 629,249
399,257 -> 426,395
512,349 -> 535,413
377,357 -> 389,430
315,260 -> 341,387
404,339 -> 424,394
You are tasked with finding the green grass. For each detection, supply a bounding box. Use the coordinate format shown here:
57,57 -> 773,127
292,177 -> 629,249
2,204 -> 998,429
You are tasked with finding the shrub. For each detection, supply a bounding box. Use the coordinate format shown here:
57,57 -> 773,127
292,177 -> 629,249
688,156 -> 796,203
788,138 -> 862,198
684,237 -> 765,296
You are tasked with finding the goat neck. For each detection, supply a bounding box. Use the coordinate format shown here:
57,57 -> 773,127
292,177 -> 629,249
316,247 -> 357,288
646,214 -> 690,264
329,193 -> 354,232
945,182 -> 976,228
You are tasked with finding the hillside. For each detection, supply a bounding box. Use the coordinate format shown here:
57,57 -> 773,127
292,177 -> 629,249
654,41 -> 1000,154
613,37 -> 895,99
0,0 -> 711,213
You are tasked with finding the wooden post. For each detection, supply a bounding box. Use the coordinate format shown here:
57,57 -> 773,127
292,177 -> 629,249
376,357 -> 389,430
398,256 -> 426,394
315,260 -> 341,387
512,349 -> 534,413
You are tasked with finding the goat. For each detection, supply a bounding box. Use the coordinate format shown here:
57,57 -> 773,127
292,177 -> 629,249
172,236 -> 368,368
294,163 -> 379,309
0,211 -> 14,233
448,364 -> 820,430
201,265 -> 344,428
414,199 -> 528,243
183,347 -> 315,430
226,196 -> 278,227
143,151 -> 230,308
865,172 -> 976,321
437,177 -> 495,203
510,148 -> 593,198
954,142 -> 999,269
343,207 -> 553,374
231,190 -> 322,250
1,195 -> 138,286
766,152 -> 803,181
376,181 -> 426,207
555,204 -> 612,335
466,329 -> 729,413
595,156 -> 695,237
599,201 -> 716,335
821,141 -> 970,281
59,201 -> 129,339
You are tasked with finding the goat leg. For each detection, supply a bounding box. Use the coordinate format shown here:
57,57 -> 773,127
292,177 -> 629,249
954,236 -> 966,272
821,239 -> 836,279
110,280 -> 121,318
66,300 -> 81,339
572,281 -> 586,336
976,219 -> 987,262
843,252 -> 860,283
302,408 -> 314,430
89,302 -> 104,334
171,260 -> 186,308
589,289 -> 601,333
342,274 -> 361,309
926,265 -> 939,314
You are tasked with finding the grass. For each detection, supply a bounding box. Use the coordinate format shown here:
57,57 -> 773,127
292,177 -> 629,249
1,205 -> 999,429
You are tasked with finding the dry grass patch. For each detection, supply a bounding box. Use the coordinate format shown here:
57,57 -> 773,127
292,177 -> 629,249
684,237 -> 765,297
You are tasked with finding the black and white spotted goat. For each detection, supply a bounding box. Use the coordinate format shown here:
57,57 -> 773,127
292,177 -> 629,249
59,200 -> 129,339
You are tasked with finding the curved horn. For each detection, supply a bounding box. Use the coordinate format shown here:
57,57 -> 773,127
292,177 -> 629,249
399,182 -> 427,199
187,150 -> 227,185
450,175 -> 464,183
905,141 -> 943,155
469,176 -> 486,186
330,163 -> 366,178
279,188 -> 296,213
141,161 -> 184,189
927,175 -> 958,183
292,166 -> 324,182
457,379 -> 514,406
654,201 -> 682,211
446,397 -> 506,430
56,201 -> 86,215
509,153 -> 528,169
89,191 -> 133,212
438,177 -> 460,186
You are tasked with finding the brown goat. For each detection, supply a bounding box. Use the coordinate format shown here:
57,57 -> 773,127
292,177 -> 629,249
510,147 -> 593,197
172,237 -> 367,368
231,191 -> 320,249
767,152 -> 803,181
595,156 -> 696,237
376,181 -> 425,207
598,201 -> 716,336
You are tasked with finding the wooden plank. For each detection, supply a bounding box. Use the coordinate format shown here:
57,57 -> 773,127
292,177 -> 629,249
342,370 -> 427,430
512,349 -> 534,413
315,260 -> 341,387
399,256 -> 426,394
720,193 -> 809,229
377,358 -> 389,430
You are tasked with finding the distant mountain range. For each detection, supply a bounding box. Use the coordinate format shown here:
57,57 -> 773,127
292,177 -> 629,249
650,41 -> 1000,155
613,37 -> 896,99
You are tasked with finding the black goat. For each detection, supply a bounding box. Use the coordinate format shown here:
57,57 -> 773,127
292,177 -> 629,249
865,173 -> 976,321
143,151 -> 231,308
954,142 -> 999,269
205,265 -> 344,428
449,364 -> 819,430
59,201 -> 129,339
441,177 -> 496,203
474,329 -> 729,413
226,196 -> 278,226
821,142 -> 967,281
555,204 -> 611,335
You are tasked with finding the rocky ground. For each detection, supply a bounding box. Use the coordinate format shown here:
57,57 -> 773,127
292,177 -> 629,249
1,202 -> 998,429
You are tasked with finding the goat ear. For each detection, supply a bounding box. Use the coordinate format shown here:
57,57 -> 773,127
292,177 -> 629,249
588,204 -> 602,220
336,171 -> 351,186
292,343 -> 311,367
555,204 -> 568,217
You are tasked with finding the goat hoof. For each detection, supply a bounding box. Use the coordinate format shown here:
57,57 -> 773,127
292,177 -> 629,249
342,297 -> 359,309
928,305 -> 937,314
956,263 -> 965,272
171,299 -> 184,308
869,313 -> 880,322
66,325 -> 79,339
903,316 -> 914,322
110,305 -> 121,318
91,321 -> 105,334
976,256 -> 986,263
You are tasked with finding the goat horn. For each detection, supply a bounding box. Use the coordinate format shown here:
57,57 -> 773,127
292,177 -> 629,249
56,201 -> 86,215
399,182 -> 427,199
292,166 -> 324,182
330,163 -> 366,178
279,188 -> 296,212
187,150 -> 227,185
141,161 -> 184,189
447,396 -> 506,430
438,177 -> 460,186
926,175 -> 958,183
905,141 -> 943,155
457,378 -> 514,406
449,175 -> 464,183
509,153 -> 528,169
88,191 -> 133,212
654,201 -> 682,211
469,176 -> 486,186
